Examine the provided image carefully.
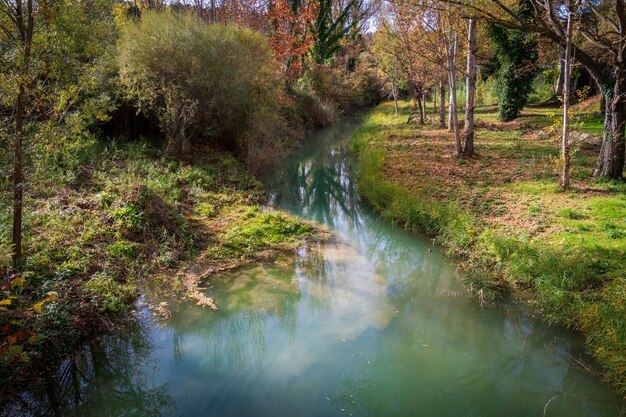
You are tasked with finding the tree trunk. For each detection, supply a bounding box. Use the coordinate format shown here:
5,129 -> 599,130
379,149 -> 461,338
439,79 -> 446,128
599,94 -> 606,115
594,84 -> 626,179
392,80 -> 398,116
463,18 -> 477,157
555,50 -> 565,96
593,34 -> 626,179
560,12 -> 573,190
417,94 -> 424,124
446,33 -> 461,157
11,0 -> 33,270
12,84 -> 25,269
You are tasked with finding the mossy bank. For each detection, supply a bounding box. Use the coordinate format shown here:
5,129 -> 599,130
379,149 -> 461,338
351,101 -> 626,395
0,140 -> 318,391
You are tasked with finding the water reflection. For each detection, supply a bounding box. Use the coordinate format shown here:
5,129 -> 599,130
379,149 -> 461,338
267,118 -> 458,303
2,319 -> 174,417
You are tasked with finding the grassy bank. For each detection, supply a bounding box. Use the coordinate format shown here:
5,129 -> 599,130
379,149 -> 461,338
0,140 -> 315,387
351,100 -> 626,394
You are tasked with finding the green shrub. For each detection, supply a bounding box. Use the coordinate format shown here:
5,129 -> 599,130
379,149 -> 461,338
117,12 -> 289,161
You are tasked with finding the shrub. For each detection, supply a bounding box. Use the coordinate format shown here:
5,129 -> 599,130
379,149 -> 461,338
116,12 -> 287,160
297,62 -> 379,116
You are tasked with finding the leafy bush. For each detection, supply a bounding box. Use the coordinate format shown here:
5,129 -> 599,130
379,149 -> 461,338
116,12 -> 288,160
297,62 -> 379,116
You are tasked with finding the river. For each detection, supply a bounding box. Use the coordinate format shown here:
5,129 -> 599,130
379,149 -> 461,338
7,116 -> 624,416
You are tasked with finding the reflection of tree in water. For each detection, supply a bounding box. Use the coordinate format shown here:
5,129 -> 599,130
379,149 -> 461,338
271,149 -> 362,230
294,244 -> 332,316
268,119 -> 457,308
2,320 -> 174,417
164,263 -> 303,372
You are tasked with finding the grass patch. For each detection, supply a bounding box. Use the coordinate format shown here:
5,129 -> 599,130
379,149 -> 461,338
223,208 -> 313,255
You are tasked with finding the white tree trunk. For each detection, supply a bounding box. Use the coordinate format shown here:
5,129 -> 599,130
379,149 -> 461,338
446,32 -> 461,157
560,12 -> 574,189
463,18 -> 477,156
439,78 -> 446,128
392,80 -> 399,116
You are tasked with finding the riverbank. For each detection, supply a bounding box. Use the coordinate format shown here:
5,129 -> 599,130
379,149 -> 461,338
351,100 -> 626,394
0,140 -> 318,391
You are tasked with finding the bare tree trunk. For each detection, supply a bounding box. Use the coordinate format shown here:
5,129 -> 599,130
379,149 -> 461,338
560,12 -> 573,190
417,94 -> 424,124
433,88 -> 437,115
439,79 -> 446,128
555,50 -> 565,96
12,84 -> 24,269
463,18 -> 477,156
446,32 -> 461,157
392,80 -> 398,116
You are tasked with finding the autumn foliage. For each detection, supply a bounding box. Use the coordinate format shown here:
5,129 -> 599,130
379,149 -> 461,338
269,0 -> 318,81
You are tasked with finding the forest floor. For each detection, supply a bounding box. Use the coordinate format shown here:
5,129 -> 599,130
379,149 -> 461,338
0,141 -> 320,393
351,98 -> 626,395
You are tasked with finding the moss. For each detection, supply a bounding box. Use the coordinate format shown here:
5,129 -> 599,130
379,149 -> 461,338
222,207 -> 313,255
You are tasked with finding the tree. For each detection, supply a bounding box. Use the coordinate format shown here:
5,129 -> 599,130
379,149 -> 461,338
1,0 -> 117,269
560,3 -> 575,189
444,21 -> 461,156
487,22 -> 538,121
268,0 -> 318,82
463,18 -> 477,155
311,0 -> 372,63
439,78 -> 447,128
443,0 -> 626,178
382,1 -> 455,126
381,0 -> 467,151
371,29 -> 405,116
0,0 -> 38,269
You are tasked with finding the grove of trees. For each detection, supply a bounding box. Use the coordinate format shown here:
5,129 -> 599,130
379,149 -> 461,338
368,0 -> 625,188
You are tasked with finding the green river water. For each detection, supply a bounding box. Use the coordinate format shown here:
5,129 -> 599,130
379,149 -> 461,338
8,117 -> 625,416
